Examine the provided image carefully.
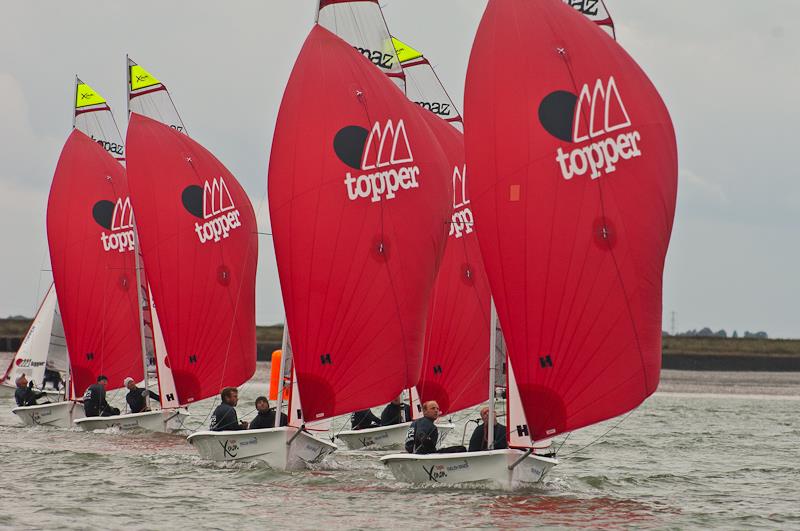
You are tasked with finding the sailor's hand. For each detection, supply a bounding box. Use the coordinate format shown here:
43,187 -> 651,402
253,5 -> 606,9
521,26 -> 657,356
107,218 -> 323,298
240,420 -> 249,429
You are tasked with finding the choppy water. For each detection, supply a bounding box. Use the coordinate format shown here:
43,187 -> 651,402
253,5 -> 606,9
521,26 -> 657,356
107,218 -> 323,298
1,360 -> 798,530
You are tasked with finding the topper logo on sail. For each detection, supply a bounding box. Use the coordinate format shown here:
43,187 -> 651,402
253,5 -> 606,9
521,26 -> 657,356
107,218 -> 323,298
538,76 -> 642,181
334,119 -> 420,203
92,197 -> 135,252
450,165 -> 474,239
181,177 -> 242,244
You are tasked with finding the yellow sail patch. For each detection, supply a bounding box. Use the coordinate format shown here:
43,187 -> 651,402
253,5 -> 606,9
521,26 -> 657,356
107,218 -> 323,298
75,82 -> 107,109
392,37 -> 423,64
130,64 -> 161,91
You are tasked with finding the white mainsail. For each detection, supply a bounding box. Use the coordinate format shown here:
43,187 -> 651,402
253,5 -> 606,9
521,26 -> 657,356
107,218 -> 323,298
316,0 -> 405,92
127,57 -> 187,134
1,284 -> 62,392
124,58 -> 185,407
391,37 -> 463,130
564,0 -> 616,39
73,78 -> 126,163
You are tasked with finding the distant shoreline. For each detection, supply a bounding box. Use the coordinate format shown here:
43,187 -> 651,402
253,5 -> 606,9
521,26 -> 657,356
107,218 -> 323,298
1,321 -> 798,372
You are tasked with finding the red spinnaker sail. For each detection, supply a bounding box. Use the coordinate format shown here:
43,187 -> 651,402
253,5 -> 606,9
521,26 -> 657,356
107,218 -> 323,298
269,25 -> 451,421
125,113 -> 258,405
465,0 -> 677,442
47,130 -> 144,396
416,112 -> 492,415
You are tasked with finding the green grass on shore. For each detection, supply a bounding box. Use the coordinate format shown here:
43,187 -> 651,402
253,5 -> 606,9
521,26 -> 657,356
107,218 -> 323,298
2,319 -> 797,357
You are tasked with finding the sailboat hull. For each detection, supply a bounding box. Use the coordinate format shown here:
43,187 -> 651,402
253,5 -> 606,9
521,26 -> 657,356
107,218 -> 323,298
187,426 -> 337,471
11,401 -> 85,429
337,422 -> 455,450
380,449 -> 557,488
73,409 -> 189,433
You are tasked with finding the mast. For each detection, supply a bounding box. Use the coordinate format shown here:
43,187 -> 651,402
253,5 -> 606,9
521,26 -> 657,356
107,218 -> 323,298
274,323 -> 289,428
487,299 -> 497,450
133,224 -> 151,409
127,55 -> 151,409
72,75 -> 78,129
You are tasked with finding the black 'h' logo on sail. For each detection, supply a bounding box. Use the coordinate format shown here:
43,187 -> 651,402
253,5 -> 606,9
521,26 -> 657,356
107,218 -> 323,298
516,424 -> 529,437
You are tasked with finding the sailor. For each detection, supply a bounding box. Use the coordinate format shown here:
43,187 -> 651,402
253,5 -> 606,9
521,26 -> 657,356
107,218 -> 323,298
82,375 -> 121,417
351,409 -> 380,430
405,400 -> 466,454
124,377 -> 160,414
468,406 -> 508,452
248,396 -> 288,429
379,395 -> 411,426
42,368 -> 64,391
209,387 -> 248,431
14,374 -> 46,407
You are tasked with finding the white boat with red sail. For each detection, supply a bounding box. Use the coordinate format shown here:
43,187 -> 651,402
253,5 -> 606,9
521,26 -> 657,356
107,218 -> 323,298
237,22 -> 452,468
120,59 -> 265,455
383,0 -> 678,488
316,0 -> 484,452
12,78 -> 140,428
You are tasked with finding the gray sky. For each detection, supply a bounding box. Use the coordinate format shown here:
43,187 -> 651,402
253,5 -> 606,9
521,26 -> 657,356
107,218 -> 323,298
1,1 -> 798,337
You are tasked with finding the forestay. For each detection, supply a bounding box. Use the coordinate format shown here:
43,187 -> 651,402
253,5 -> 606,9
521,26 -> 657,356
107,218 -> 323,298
465,0 -> 677,444
268,25 -> 451,421
126,113 -> 258,405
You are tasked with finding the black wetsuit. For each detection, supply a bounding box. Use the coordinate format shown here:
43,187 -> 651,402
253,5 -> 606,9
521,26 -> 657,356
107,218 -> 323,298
42,369 -> 63,391
210,402 -> 244,431
380,402 -> 411,426
83,384 -> 120,417
468,422 -> 508,452
351,409 -> 380,430
126,387 -> 160,413
14,384 -> 46,407
405,417 -> 439,454
249,408 -> 288,430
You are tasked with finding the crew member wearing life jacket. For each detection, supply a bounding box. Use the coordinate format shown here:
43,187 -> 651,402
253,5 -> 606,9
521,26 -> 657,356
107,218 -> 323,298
14,374 -> 46,407
380,395 -> 411,426
405,400 -> 466,454
468,406 -> 508,452
42,368 -> 64,391
248,396 -> 288,429
210,387 -> 248,431
123,377 -> 160,413
83,375 -> 120,417
351,409 -> 380,430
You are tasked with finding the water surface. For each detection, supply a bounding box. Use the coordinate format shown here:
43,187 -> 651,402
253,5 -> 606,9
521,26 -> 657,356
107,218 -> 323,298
2,359 -> 798,530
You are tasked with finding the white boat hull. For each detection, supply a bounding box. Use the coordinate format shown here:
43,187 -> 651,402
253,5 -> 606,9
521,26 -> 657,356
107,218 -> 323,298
337,422 -> 456,450
187,426 -> 337,471
11,401 -> 85,429
73,409 -> 189,433
380,449 -> 558,488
